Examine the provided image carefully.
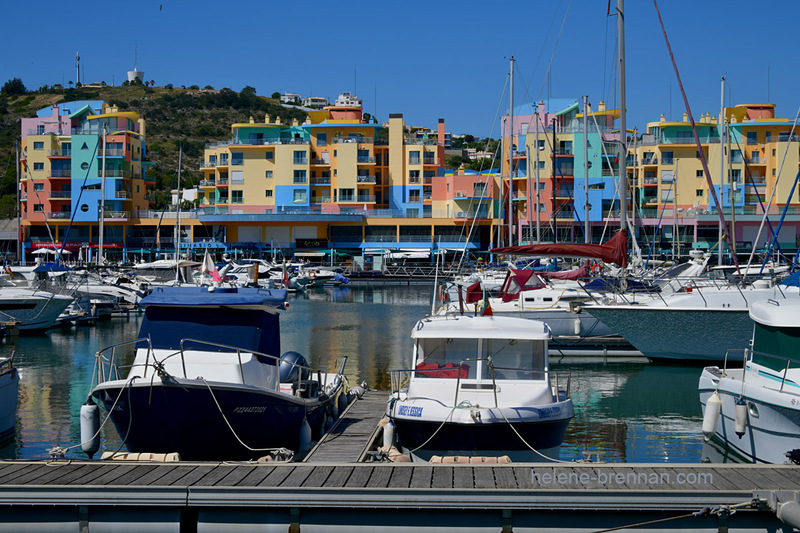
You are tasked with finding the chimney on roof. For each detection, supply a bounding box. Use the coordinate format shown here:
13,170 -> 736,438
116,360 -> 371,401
276,117 -> 282,125
249,116 -> 255,124
265,114 -> 271,124
598,101 -> 606,112
683,112 -> 688,122
292,118 -> 299,127
660,114 -> 665,122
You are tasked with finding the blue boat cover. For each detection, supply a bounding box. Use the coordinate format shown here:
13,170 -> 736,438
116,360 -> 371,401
780,271 -> 799,287
137,286 -> 287,360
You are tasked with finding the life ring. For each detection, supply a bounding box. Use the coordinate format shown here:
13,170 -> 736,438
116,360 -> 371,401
438,284 -> 448,303
309,271 -> 316,278
592,264 -> 602,274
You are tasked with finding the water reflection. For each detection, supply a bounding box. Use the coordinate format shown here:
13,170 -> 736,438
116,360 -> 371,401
0,284 -> 710,463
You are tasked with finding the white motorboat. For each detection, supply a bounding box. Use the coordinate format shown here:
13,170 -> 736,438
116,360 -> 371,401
0,281 -> 73,332
387,314 -> 573,461
0,354 -> 19,443
586,278 -> 796,361
699,298 -> 800,464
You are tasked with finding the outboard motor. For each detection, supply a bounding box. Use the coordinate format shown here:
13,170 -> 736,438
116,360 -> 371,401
279,351 -> 310,384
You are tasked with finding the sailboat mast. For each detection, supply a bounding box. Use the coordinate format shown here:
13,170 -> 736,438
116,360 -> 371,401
583,95 -> 590,243
98,123 -> 106,265
718,77 -> 726,265
508,56 -> 515,247
175,147 -> 183,279
535,109 -> 541,243
617,0 -> 628,233
15,139 -> 20,262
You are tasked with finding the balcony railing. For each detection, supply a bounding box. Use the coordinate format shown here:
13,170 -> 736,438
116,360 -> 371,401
312,196 -> 332,204
312,177 -> 331,185
102,170 -> 127,178
50,170 -> 71,178
409,177 -> 421,184
423,157 -> 437,165
409,158 -> 421,165
49,191 -> 71,199
404,138 -> 437,145
201,161 -> 216,168
357,156 -> 376,164
311,158 -> 330,165
357,176 -> 375,183
231,160 -> 244,166
335,137 -> 373,144
455,211 -> 490,219
217,178 -> 229,185
641,156 -> 658,165
553,148 -> 573,155
101,210 -> 129,219
115,191 -> 128,199
97,149 -> 126,157
200,180 -> 215,187
205,138 -> 310,150
746,156 -> 762,164
357,195 -> 376,202
293,178 -> 308,184
424,177 -> 432,185
47,212 -> 71,219
47,149 -> 71,157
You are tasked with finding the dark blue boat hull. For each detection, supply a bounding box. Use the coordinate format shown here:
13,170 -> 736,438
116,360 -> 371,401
93,382 -> 336,461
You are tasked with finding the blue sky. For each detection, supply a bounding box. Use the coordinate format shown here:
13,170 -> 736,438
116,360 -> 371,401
2,1 -> 796,137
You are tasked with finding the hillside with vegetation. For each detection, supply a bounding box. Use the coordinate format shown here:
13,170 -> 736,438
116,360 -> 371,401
0,79 -> 308,217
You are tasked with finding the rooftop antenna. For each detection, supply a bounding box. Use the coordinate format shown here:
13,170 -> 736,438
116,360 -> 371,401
75,51 -> 80,85
767,63 -> 770,103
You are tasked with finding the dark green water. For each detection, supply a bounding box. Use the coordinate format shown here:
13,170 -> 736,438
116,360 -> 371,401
0,284 -> 707,463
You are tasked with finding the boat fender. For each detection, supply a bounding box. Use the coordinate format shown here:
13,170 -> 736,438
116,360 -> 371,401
337,391 -> 348,415
330,396 -> 339,419
573,318 -> 581,336
735,398 -> 748,438
298,417 -> 312,456
777,501 -> 800,529
383,419 -> 396,448
80,399 -> 101,459
701,391 -> 722,441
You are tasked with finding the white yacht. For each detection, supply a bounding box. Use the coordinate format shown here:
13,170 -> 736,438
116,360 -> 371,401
0,281 -> 73,332
698,299 -> 800,464
387,314 -> 573,461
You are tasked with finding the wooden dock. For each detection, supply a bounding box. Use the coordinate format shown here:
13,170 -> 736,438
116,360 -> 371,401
304,392 -> 386,463
0,393 -> 798,531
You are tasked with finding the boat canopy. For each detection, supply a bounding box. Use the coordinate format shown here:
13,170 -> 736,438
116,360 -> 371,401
492,230 -> 628,267
137,286 -> 287,358
412,315 -> 549,341
750,300 -> 800,371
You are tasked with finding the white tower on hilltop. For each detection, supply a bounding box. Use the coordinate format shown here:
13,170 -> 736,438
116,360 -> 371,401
75,51 -> 80,85
127,46 -> 144,83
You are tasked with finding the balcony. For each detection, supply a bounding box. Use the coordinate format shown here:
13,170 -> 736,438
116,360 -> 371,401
311,177 -> 331,185
641,156 -> 658,165
554,166 -> 574,176
47,149 -> 71,157
423,176 -> 432,185
97,149 -> 126,158
101,210 -> 129,219
216,178 -> 229,186
409,158 -> 421,166
311,158 -> 330,165
115,191 -> 129,199
746,156 -> 763,164
409,177 -> 421,185
357,195 -> 376,203
553,148 -> 573,156
49,191 -> 71,199
47,212 -> 71,219
312,196 -> 332,204
102,169 -> 128,178
455,210 -> 490,219
50,170 -> 71,178
293,177 -> 308,184
200,161 -> 216,168
404,138 -> 437,145
199,180 -> 216,187
357,175 -> 376,184
205,138 -> 309,150
335,137 -> 374,144
423,156 -> 437,165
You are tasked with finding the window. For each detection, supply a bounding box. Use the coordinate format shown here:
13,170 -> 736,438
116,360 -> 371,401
33,162 -> 44,171
676,131 -> 693,142
731,150 -> 742,163
537,140 -> 545,150
81,162 -> 89,170
334,169 -> 337,177
34,204 -> 44,212
375,153 -> 382,165
220,154 -> 229,165
376,171 -> 382,184
209,155 -> 217,165
409,190 -> 421,203
766,132 -> 772,143
317,133 -> 327,147
406,208 -> 419,217
661,151 -> 673,165
333,150 -> 337,157
265,190 -> 273,197
339,188 -> 354,202
232,191 -> 243,203
266,150 -> 274,160
37,125 -> 45,134
747,131 -> 757,145
231,170 -> 244,184
773,168 -> 776,176
33,142 -> 43,150
409,170 -> 421,184
731,169 -> 742,182
293,189 -> 307,203
33,183 -> 44,191
81,142 -> 89,150
409,151 -> 421,165
231,152 -> 243,166
696,170 -> 704,178
537,161 -> 545,169
265,170 -> 273,178
293,170 -> 307,184
696,189 -> 703,197
293,151 -> 307,164
772,149 -> 776,156
661,189 -> 674,202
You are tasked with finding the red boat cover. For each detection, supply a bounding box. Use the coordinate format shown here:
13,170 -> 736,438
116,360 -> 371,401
499,269 -> 546,302
491,230 -> 628,267
542,260 -> 591,280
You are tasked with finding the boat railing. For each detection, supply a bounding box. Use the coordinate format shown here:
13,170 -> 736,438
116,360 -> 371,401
724,347 -> 800,394
94,337 -> 153,385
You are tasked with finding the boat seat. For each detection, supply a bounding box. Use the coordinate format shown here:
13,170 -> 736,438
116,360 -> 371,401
415,362 -> 469,379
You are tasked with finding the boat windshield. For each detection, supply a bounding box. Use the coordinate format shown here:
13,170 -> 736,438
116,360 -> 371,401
415,338 -> 546,380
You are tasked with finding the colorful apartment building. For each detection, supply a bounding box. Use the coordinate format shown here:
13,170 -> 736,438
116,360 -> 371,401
629,103 -> 800,254
501,99 -> 622,245
19,102 -> 152,257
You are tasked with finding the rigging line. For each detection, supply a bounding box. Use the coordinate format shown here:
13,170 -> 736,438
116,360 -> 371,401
58,137 -> 102,259
744,106 -> 800,270
653,0 -> 740,276
731,134 -> 779,250
524,0 -> 566,97
537,0 -> 574,101
602,3 -> 610,103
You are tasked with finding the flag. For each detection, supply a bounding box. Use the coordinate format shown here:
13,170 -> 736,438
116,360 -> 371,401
201,250 -> 215,275
465,282 -> 482,304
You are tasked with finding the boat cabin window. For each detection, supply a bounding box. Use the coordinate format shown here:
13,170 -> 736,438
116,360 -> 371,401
415,337 -> 546,380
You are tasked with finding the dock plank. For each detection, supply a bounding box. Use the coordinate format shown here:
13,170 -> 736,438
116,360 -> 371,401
366,466 -> 392,488
492,466 -> 517,489
305,393 -> 388,463
345,466 -> 373,488
387,466 -> 413,489
216,465 -> 261,486
302,465 -> 334,487
0,464 -> 51,485
325,466 -> 353,488
431,466 -> 453,489
409,466 -> 432,489
193,465 -> 242,486
453,466 -> 473,489
138,465 -> 200,487
165,465 -> 216,486
236,466 -> 277,487
260,466 -> 296,488
515,467 -> 534,489
278,466 -> 314,488
126,465 -> 181,486
473,467 -> 495,489
0,463 -> 37,483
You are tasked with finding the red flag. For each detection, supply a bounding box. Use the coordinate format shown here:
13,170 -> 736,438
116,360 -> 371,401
483,301 -> 493,316
465,282 -> 482,304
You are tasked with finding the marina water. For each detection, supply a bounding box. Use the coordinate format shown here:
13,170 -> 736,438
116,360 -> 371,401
1,284 -> 710,463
